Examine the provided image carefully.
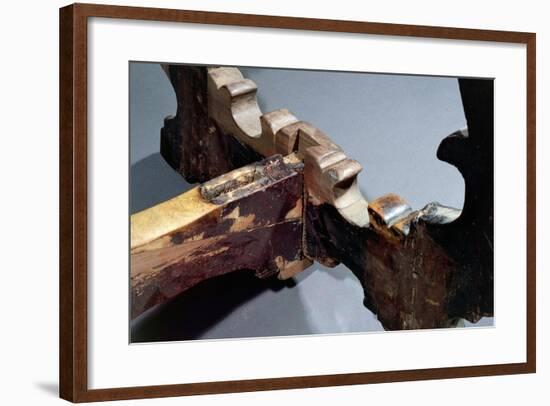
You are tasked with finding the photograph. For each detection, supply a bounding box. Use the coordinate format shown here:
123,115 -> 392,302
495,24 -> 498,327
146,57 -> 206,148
53,3 -> 537,402
1,0 -> 545,404
129,63 -> 494,342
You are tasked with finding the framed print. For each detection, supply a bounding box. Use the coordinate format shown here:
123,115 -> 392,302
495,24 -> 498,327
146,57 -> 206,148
59,3 -> 536,402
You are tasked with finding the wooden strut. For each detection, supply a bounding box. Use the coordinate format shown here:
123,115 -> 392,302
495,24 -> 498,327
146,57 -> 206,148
131,65 -> 493,330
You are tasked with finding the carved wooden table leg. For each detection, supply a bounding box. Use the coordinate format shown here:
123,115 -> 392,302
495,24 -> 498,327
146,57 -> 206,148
304,78 -> 494,329
133,65 -> 493,330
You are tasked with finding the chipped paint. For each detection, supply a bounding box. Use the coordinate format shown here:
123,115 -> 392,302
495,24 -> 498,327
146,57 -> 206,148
284,197 -> 303,220
425,298 -> 440,307
229,213 -> 256,232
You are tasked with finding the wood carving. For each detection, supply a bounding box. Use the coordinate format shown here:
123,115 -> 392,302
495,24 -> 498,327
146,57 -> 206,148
131,154 -> 310,318
304,79 -> 494,329
160,65 -> 262,183
132,65 -> 493,331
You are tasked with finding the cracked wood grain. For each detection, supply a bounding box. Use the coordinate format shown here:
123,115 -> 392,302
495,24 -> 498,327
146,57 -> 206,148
131,154 -> 311,319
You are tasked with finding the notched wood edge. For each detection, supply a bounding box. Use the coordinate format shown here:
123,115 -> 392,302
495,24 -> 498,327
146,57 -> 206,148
205,66 -> 370,227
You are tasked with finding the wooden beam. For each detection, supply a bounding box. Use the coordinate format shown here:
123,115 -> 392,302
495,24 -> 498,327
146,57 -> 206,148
131,154 -> 311,319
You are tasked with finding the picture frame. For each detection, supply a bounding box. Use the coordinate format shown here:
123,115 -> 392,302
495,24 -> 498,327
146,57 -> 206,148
59,2 -> 536,402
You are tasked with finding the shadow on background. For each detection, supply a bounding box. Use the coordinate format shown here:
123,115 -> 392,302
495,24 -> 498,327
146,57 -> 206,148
130,153 -> 193,214
35,382 -> 58,397
130,269 -> 314,342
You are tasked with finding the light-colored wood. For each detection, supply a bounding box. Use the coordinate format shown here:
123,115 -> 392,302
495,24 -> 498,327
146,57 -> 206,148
277,258 -> 313,280
131,187 -> 217,251
260,109 -> 299,156
303,145 -> 369,227
130,154 -> 311,318
207,67 -> 267,154
206,67 -> 369,226
296,122 -> 341,153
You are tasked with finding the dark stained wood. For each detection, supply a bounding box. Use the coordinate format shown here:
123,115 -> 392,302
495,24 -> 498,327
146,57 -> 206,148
69,3 -> 534,43
161,65 -> 262,183
426,78 -> 495,322
203,66 -> 372,227
130,155 -> 309,318
59,3 -> 536,402
304,78 -> 495,330
59,4 -> 89,402
132,221 -> 305,318
164,64 -> 371,228
306,196 -> 492,329
76,362 -> 535,402
59,5 -> 75,401
306,200 -> 462,329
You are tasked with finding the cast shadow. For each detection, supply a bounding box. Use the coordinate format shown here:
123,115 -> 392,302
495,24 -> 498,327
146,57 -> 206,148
130,269 -> 309,342
130,153 -> 194,214
35,382 -> 58,397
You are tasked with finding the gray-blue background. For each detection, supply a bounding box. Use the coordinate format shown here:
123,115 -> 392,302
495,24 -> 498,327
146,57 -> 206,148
130,63 -> 492,342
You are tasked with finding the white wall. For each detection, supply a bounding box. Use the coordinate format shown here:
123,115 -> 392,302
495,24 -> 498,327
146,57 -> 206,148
0,0 -> 546,405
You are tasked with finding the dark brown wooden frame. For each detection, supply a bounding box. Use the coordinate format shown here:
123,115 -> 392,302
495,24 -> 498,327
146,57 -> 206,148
59,3 -> 536,402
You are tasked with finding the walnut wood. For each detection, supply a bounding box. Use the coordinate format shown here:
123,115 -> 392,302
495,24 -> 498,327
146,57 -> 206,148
130,154 -> 310,318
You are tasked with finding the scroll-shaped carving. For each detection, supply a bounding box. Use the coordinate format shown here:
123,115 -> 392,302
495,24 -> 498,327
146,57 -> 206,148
206,67 -> 369,227
207,67 -> 299,157
160,65 -> 262,183
303,146 -> 369,227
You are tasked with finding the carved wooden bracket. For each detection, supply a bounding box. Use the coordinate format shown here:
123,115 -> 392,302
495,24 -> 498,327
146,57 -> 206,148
163,65 -> 369,228
132,65 -> 493,331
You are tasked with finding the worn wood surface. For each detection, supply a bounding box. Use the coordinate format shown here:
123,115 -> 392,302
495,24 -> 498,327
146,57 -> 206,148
305,198 -> 463,329
207,67 -> 303,157
426,78 -> 494,322
156,66 -> 495,330
130,154 -> 310,318
145,65 -> 495,329
162,65 -> 370,227
207,66 -> 370,227
304,78 -> 494,329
